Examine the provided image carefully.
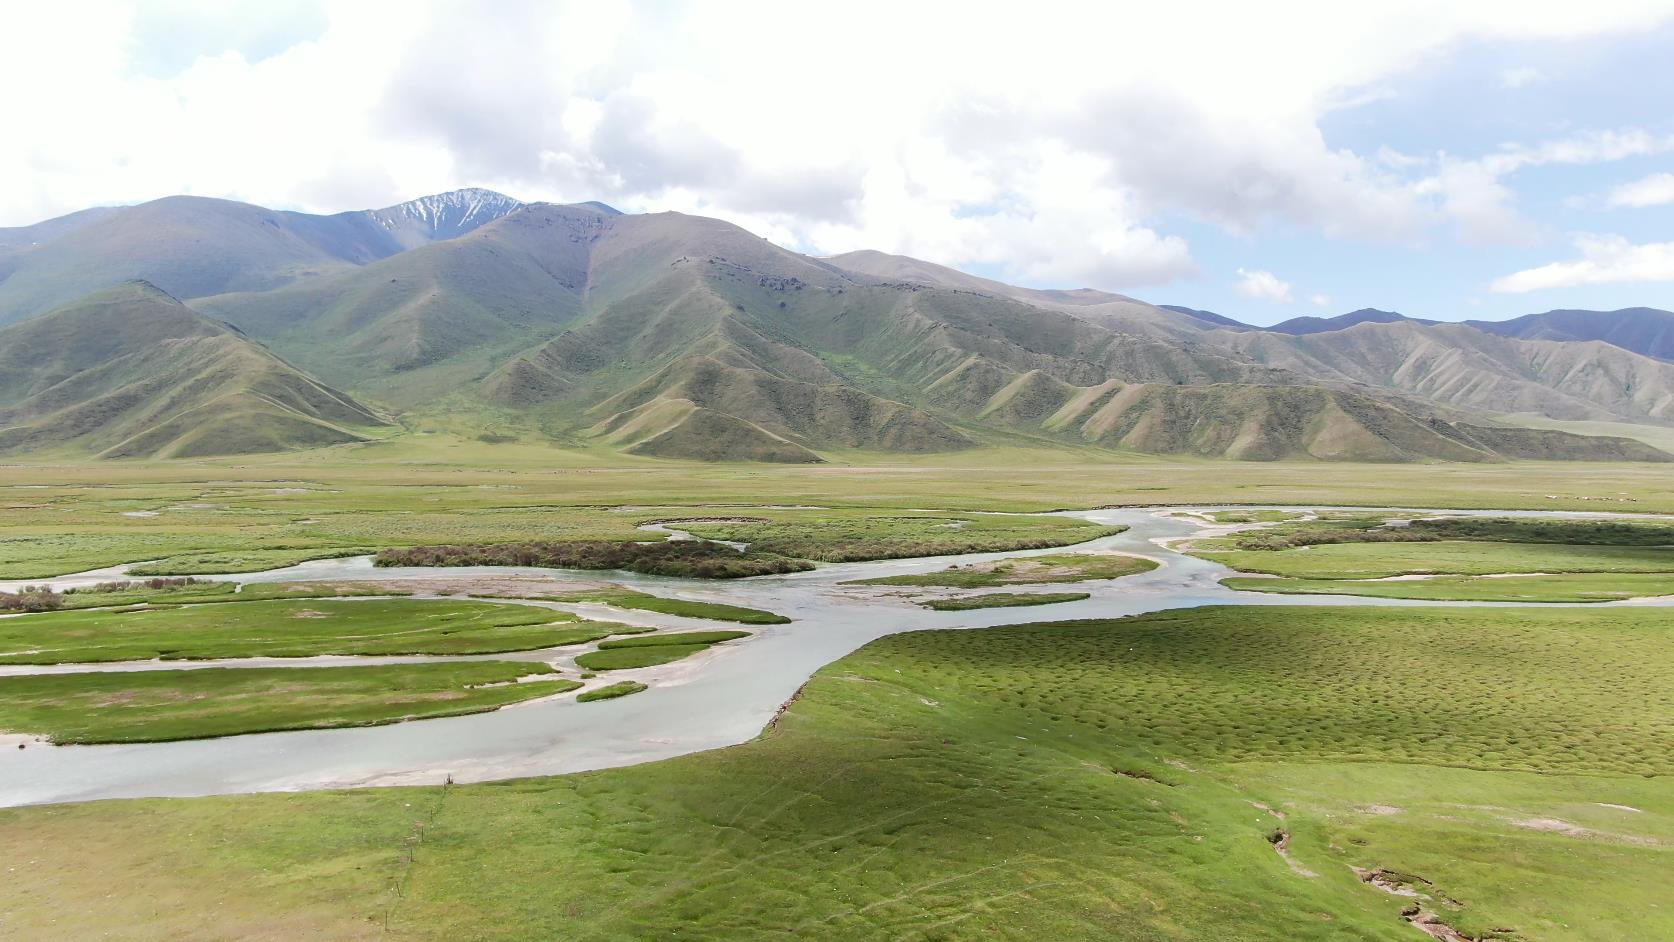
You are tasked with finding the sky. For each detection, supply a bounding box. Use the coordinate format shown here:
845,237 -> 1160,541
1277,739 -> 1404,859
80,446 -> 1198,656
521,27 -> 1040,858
4,1 -> 1674,325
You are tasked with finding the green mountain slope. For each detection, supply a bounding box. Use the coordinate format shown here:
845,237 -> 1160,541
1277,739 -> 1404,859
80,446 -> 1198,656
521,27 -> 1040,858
0,282 -> 385,458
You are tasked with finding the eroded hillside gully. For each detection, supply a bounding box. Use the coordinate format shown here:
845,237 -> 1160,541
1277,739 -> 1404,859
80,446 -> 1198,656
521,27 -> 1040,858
3,505 -> 1669,808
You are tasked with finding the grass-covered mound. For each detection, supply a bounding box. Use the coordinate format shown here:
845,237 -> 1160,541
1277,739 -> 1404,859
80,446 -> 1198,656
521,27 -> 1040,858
374,540 -> 811,578
0,662 -> 578,743
3,605 -> 1668,939
0,598 -> 627,664
573,630 -> 750,671
921,591 -> 1090,610
576,680 -> 648,702
853,552 -> 1156,587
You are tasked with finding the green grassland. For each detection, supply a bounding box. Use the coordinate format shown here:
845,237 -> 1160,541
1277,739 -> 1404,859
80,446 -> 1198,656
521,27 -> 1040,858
541,587 -> 790,623
0,662 -> 579,744
922,591 -> 1091,610
2,605 -> 1667,939
0,598 -> 626,664
854,552 -> 1158,587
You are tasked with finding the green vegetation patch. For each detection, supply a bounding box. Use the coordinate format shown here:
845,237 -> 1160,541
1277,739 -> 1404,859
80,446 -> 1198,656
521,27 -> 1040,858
673,511 -> 1123,562
374,540 -> 811,579
576,680 -> 648,703
921,591 -> 1090,610
0,598 -> 623,664
853,552 -> 1157,587
0,662 -> 579,744
596,630 -> 752,648
542,587 -> 789,623
5,604 -> 1670,939
1200,540 -> 1674,580
52,579 -> 408,610
1203,510 -> 1303,523
126,548 -> 375,576
573,644 -> 710,670
574,630 -> 751,671
1223,572 -> 1674,602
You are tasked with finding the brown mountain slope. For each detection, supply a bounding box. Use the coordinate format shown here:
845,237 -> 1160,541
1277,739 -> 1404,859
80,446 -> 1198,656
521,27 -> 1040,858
1208,320 -> 1674,423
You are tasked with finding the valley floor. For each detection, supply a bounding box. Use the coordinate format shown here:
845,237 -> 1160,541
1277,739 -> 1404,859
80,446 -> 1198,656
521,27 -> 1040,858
1,446 -> 1671,940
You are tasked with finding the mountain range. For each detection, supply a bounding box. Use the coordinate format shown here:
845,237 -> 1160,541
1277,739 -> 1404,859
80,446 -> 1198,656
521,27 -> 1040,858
0,189 -> 1670,464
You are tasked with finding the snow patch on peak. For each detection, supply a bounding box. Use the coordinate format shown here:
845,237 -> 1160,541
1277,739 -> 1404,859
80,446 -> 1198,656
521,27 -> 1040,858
365,189 -> 525,244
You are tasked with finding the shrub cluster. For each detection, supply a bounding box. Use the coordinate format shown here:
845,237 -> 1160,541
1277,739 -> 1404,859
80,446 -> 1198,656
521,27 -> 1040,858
0,586 -> 64,612
1233,528 -> 1435,551
66,577 -> 202,595
1412,517 -> 1674,546
374,540 -> 812,579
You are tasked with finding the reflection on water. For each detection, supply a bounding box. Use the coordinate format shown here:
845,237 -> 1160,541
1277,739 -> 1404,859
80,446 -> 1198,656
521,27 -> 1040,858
3,506 -> 1669,808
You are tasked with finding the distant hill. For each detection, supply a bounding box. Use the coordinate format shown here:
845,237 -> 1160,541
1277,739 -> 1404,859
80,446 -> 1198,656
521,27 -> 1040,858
1467,307 -> 1674,361
1158,304 -> 1251,329
0,190 -> 523,326
1208,319 -> 1674,423
1267,308 -> 1435,335
0,282 -> 385,458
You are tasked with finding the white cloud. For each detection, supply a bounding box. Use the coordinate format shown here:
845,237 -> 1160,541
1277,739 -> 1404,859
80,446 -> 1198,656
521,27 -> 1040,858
3,1 -> 1674,289
1235,268 -> 1295,303
1311,293 -> 1332,307
1491,234 -> 1674,292
1606,172 -> 1674,208
1500,66 -> 1543,88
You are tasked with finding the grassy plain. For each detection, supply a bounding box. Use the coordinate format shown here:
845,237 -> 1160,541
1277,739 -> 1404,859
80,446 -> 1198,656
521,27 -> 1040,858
2,604 -> 1668,939
854,552 -> 1157,587
0,598 -> 619,664
0,662 -> 578,743
6,440 -> 1673,581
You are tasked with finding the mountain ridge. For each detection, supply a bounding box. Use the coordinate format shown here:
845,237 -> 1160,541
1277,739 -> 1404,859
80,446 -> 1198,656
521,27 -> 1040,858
2,193 -> 1671,464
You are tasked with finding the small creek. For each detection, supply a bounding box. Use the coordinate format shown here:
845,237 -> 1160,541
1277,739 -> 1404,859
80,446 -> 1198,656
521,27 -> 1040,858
2,505 -> 1670,808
